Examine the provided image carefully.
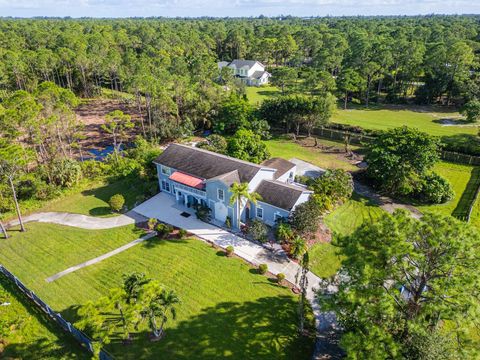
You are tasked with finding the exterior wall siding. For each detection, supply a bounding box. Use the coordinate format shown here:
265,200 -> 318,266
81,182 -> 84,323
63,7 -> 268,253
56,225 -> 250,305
248,168 -> 276,192
276,166 -> 296,183
250,201 -> 290,227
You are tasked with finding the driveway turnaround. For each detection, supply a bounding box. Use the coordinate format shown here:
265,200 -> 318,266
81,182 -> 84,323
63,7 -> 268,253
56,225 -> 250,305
6,211 -> 145,230
133,193 -> 338,341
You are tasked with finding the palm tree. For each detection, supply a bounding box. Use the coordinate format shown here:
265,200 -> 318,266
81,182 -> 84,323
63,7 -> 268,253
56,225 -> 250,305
140,281 -> 180,339
229,182 -> 261,229
289,236 -> 307,259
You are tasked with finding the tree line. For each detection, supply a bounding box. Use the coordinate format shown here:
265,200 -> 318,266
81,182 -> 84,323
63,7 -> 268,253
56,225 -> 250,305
0,15 -> 478,107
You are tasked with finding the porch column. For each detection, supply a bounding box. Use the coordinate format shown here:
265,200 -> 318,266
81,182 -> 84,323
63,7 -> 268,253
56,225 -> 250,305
184,195 -> 188,206
175,191 -> 179,202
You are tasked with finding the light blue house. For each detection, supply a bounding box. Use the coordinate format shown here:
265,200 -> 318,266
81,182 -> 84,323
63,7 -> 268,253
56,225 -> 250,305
153,144 -> 312,229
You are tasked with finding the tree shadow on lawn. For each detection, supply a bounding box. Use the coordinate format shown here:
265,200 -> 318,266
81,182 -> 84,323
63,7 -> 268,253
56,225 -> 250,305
142,237 -> 189,249
106,296 -> 315,360
0,277 -> 89,359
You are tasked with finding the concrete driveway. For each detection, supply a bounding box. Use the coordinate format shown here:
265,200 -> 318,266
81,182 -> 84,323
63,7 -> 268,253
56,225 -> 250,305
290,158 -> 326,178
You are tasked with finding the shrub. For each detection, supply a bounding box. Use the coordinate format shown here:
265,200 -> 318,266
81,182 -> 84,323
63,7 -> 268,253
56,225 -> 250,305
109,194 -> 125,212
248,219 -> 268,243
80,159 -> 110,179
147,218 -> 157,231
276,272 -> 286,284
225,216 -> 232,229
416,172 -> 454,204
275,222 -> 294,244
48,158 -> 82,187
155,223 -> 171,239
195,204 -> 211,222
178,229 -> 188,239
309,169 -> 354,207
258,263 -> 268,275
225,245 -> 234,257
197,134 -> 228,154
290,197 -> 324,235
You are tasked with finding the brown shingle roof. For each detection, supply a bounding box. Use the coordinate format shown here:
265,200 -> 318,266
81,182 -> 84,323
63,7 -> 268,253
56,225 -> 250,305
255,180 -> 308,211
154,144 -> 266,183
261,158 -> 296,180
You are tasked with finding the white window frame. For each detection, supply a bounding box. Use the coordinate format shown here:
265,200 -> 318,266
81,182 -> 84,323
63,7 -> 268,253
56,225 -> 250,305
161,180 -> 170,193
161,166 -> 170,176
217,188 -> 224,201
256,207 -> 263,219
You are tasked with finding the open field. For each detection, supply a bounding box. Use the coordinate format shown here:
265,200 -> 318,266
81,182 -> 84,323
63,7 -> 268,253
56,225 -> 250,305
0,276 -> 88,359
332,105 -> 475,137
265,137 -> 358,172
0,223 -> 314,359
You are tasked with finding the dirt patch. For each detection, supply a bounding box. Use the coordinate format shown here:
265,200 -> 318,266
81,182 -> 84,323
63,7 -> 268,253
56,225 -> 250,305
75,98 -> 144,151
296,136 -> 363,166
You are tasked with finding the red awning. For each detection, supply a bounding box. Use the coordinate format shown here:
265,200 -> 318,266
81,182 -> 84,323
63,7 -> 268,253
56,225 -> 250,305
169,171 -> 204,189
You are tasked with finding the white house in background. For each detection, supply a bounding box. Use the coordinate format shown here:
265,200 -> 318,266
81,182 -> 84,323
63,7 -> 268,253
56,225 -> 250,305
218,59 -> 271,86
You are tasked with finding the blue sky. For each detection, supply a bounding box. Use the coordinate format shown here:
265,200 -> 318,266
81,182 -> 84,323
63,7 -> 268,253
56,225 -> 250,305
0,0 -> 478,18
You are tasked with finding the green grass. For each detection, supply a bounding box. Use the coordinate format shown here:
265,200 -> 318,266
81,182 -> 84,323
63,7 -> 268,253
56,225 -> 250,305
39,177 -> 155,217
309,194 -> 385,278
325,193 -> 385,236
417,162 -> 476,218
332,105 -> 476,137
0,276 -> 88,359
0,223 -> 315,359
265,137 -> 357,171
245,85 -> 281,105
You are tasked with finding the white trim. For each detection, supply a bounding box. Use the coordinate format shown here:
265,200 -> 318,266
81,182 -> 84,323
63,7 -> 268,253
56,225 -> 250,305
217,188 -> 225,201
256,206 -> 263,219
161,165 -> 171,176
257,200 -> 290,213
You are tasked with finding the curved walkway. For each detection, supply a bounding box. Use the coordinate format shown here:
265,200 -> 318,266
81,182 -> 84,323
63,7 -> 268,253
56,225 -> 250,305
5,211 -> 145,230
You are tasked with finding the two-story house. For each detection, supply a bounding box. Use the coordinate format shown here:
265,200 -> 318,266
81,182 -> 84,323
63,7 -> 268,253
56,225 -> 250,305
154,144 -> 312,229
218,59 -> 271,86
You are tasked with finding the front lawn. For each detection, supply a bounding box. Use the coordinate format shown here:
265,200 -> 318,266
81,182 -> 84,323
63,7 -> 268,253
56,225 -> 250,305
265,137 -> 358,171
245,85 -> 281,105
0,276 -> 88,359
0,223 -> 315,359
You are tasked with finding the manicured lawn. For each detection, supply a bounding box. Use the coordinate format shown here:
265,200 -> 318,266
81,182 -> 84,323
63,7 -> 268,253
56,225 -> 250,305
417,162 -> 475,218
0,223 -> 315,359
0,276 -> 88,359
265,138 -> 358,171
39,177 -> 156,217
309,194 -> 385,278
245,85 -> 281,105
325,193 -> 385,236
332,105 -> 475,137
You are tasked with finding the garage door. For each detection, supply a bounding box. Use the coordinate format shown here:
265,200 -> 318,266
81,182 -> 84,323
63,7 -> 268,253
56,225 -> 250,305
214,201 -> 228,223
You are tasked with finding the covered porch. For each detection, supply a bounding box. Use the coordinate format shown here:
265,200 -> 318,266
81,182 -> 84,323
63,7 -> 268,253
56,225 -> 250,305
169,171 -> 208,210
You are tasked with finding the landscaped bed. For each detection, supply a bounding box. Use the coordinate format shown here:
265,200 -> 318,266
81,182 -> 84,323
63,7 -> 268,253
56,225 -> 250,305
0,223 -> 315,359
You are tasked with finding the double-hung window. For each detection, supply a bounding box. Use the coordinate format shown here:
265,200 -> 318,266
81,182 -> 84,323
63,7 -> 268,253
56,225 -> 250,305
217,189 -> 224,201
256,207 -> 263,219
